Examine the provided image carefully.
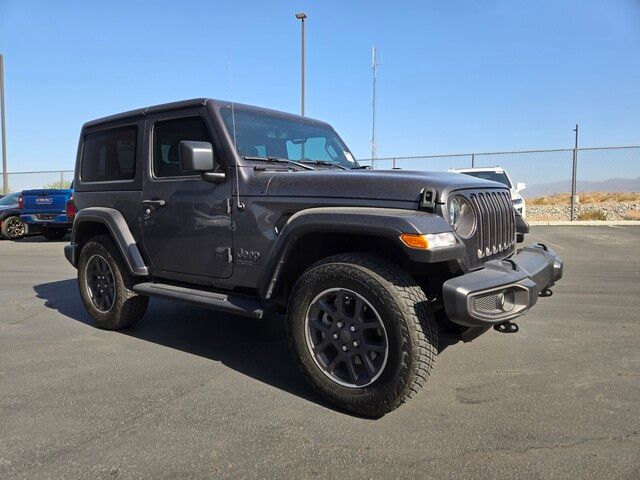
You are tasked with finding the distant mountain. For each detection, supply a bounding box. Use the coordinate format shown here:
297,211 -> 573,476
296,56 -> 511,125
524,177 -> 640,198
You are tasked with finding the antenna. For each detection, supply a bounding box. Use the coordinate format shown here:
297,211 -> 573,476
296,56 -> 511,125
370,45 -> 382,168
227,50 -> 244,211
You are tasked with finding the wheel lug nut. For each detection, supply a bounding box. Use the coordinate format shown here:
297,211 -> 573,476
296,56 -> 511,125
353,341 -> 359,347
337,322 -> 343,328
341,345 -> 348,351
350,326 -> 356,332
333,333 -> 338,339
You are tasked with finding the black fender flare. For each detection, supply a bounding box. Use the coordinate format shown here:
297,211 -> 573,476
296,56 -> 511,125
67,207 -> 148,276
259,206 -> 464,298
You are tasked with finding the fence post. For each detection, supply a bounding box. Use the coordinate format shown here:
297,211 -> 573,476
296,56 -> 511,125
392,157 -> 396,169
570,125 -> 579,221
60,171 -> 64,188
471,153 -> 475,168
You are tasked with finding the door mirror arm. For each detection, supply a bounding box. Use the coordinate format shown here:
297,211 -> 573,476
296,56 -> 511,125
202,172 -> 226,183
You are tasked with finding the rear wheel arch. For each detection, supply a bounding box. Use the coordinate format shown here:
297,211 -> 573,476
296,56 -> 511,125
72,208 -> 148,276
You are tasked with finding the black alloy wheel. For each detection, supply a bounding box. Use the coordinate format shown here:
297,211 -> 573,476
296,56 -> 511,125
305,288 -> 388,388
85,254 -> 116,313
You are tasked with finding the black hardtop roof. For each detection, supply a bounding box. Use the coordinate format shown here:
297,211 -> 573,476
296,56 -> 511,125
82,98 -> 332,129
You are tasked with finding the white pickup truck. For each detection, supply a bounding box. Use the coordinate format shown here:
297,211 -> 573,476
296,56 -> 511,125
449,167 -> 526,217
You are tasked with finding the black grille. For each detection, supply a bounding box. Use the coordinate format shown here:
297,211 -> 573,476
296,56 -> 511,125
455,189 -> 516,269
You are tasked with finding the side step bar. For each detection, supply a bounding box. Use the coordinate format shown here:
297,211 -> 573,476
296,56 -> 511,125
133,282 -> 270,319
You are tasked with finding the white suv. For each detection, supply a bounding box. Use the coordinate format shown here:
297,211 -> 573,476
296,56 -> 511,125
449,167 -> 526,217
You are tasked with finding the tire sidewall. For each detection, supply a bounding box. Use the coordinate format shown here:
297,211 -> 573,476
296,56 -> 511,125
78,239 -> 128,328
2,216 -> 25,239
288,262 -> 416,413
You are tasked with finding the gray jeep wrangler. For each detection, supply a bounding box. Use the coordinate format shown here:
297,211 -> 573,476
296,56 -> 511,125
64,98 -> 563,417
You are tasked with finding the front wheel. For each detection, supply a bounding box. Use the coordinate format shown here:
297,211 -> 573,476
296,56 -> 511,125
1,216 -> 26,240
287,253 -> 438,417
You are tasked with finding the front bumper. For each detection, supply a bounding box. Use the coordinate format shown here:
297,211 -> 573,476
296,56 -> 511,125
443,243 -> 563,327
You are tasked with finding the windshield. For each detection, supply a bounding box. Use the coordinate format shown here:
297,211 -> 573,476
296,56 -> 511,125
220,107 -> 358,168
462,171 -> 512,188
0,192 -> 19,205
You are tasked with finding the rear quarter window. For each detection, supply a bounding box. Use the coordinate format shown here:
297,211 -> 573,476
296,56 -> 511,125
81,126 -> 138,182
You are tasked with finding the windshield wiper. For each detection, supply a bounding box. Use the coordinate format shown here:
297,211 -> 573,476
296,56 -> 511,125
299,160 -> 348,170
243,156 -> 315,170
350,165 -> 371,169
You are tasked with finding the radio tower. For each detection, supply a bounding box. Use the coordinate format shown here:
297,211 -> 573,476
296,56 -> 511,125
370,45 -> 382,168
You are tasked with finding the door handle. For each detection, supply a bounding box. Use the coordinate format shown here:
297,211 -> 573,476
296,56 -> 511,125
142,199 -> 166,208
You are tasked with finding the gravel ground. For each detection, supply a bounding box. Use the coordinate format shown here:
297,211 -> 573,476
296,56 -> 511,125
527,202 -> 640,221
1,227 -> 639,479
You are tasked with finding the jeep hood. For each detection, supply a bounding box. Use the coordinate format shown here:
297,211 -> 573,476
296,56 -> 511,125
264,169 -> 506,203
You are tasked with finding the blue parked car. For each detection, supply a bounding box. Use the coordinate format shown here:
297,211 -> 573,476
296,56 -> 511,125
20,187 -> 74,240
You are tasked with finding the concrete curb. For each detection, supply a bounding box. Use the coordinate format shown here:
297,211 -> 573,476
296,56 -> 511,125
529,220 -> 640,226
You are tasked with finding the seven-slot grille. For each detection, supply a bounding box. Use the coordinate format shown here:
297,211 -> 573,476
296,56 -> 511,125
459,189 -> 516,269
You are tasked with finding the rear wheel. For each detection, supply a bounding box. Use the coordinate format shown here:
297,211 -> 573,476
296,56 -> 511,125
77,235 -> 148,330
42,227 -> 67,240
1,216 -> 25,240
287,253 -> 438,417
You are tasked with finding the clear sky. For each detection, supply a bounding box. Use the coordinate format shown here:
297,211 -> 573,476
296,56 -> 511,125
1,0 -> 639,172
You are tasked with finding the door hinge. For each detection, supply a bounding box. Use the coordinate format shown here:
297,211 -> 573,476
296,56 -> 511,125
225,198 -> 233,214
226,247 -> 233,263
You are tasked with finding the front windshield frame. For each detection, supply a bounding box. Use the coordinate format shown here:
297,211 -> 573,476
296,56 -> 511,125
219,106 -> 359,169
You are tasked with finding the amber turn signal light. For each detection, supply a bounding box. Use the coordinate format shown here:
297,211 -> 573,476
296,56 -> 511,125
399,234 -> 429,249
399,232 -> 458,250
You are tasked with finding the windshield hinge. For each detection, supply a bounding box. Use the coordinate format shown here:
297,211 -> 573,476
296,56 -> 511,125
226,198 -> 233,214
226,247 -> 233,264
419,188 -> 437,211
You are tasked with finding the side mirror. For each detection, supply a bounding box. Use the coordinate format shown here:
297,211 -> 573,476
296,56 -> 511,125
180,141 -> 214,172
515,182 -> 526,192
179,141 -> 226,183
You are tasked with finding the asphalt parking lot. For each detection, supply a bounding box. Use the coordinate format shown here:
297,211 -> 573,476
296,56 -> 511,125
1,226 -> 639,479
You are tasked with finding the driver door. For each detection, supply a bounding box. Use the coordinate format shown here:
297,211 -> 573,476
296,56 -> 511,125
141,109 -> 233,282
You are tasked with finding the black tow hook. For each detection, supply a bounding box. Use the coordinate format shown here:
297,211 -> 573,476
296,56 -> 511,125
494,321 -> 519,333
540,288 -> 553,297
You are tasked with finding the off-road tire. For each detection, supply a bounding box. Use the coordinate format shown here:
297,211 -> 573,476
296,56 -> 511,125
77,234 -> 148,330
1,215 -> 25,240
42,227 -> 67,240
287,253 -> 438,417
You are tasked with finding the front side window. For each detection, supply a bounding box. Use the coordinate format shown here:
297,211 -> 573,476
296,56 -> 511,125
81,126 -> 137,182
153,117 -> 214,177
219,107 -> 357,168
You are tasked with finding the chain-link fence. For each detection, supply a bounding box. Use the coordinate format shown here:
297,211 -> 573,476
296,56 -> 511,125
1,170 -> 73,194
2,146 -> 639,221
361,146 -> 640,221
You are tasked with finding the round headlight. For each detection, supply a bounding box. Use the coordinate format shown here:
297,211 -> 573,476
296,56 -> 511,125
447,195 -> 476,239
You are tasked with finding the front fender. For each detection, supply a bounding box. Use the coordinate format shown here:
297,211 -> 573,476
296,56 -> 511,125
259,206 -> 465,298
67,207 -> 148,276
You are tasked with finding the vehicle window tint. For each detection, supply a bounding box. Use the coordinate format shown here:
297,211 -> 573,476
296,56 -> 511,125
286,137 -> 335,161
0,192 -> 20,205
153,117 -> 213,177
463,171 -> 511,187
81,126 -> 137,182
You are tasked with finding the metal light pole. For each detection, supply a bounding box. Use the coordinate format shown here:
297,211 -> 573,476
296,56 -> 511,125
370,45 -> 382,167
295,12 -> 307,116
570,124 -> 579,221
0,54 -> 8,195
